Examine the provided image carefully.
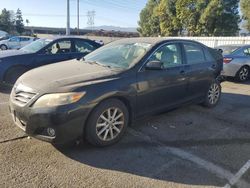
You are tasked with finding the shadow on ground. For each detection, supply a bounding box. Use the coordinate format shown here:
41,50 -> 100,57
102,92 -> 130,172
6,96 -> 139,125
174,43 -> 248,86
56,91 -> 250,187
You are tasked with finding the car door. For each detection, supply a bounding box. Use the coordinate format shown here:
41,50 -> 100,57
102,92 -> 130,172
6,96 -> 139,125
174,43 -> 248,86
8,37 -> 21,49
136,42 -> 189,116
72,39 -> 99,59
182,42 -> 213,99
32,39 -> 74,68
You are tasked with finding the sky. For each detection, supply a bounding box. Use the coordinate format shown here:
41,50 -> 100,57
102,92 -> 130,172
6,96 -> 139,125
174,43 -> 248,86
0,0 -> 147,28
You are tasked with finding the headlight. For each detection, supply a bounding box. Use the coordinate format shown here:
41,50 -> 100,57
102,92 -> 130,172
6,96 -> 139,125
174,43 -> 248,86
33,92 -> 86,108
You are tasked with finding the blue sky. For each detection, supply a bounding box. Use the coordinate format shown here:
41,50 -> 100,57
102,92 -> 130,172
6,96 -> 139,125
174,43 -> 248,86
0,0 -> 147,28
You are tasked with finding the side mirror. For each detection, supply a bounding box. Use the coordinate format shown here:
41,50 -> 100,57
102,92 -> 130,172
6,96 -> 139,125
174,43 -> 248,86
145,60 -> 164,70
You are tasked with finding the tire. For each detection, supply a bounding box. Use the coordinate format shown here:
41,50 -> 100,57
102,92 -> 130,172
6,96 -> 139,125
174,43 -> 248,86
85,99 -> 129,147
203,80 -> 221,108
4,66 -> 28,85
0,44 -> 8,50
235,66 -> 249,82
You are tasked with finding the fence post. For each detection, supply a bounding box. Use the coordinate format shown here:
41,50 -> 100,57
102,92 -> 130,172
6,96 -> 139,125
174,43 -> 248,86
214,39 -> 218,48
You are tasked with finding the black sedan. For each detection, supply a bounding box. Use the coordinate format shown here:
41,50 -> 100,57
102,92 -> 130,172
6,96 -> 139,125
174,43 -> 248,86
0,36 -> 102,85
9,38 -> 223,147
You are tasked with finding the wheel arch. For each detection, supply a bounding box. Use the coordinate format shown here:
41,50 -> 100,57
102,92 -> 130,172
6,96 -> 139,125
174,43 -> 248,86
82,95 -> 134,139
3,65 -> 29,83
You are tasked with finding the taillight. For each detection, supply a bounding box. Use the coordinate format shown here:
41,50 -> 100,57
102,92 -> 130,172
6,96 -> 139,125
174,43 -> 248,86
223,57 -> 233,64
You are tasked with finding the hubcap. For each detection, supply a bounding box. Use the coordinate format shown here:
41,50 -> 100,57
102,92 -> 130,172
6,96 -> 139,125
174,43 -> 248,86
1,46 -> 6,50
208,83 -> 220,105
96,107 -> 124,141
239,67 -> 249,81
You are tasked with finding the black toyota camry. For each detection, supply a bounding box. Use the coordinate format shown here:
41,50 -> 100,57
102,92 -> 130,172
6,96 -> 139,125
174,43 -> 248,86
9,38 -> 223,147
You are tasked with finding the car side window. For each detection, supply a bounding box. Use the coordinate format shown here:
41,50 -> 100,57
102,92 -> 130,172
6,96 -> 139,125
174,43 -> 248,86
243,48 -> 250,56
74,40 -> 95,53
184,43 -> 206,64
9,37 -> 20,42
45,40 -> 72,55
20,37 -> 30,42
149,43 -> 182,68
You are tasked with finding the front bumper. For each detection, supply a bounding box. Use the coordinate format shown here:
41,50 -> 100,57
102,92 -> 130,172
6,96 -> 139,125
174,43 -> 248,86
9,100 -> 95,144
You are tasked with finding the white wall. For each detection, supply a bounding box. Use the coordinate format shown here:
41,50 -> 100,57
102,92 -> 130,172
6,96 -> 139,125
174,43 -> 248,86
163,37 -> 250,48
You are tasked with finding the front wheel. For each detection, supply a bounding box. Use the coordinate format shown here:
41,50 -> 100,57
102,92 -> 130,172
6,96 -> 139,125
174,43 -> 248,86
85,99 -> 129,147
0,45 -> 8,50
203,81 -> 221,108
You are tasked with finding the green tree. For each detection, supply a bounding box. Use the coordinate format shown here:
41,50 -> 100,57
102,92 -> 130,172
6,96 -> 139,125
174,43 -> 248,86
138,0 -> 240,37
241,0 -> 250,32
15,8 -> 24,34
157,0 -> 181,36
138,0 -> 160,36
176,0 -> 209,36
0,8 -> 13,33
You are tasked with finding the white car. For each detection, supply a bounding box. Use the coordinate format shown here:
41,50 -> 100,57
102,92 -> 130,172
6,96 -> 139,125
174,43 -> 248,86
0,36 -> 36,50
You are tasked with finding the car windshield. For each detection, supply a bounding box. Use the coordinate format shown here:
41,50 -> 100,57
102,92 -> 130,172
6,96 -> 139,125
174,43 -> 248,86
84,42 -> 152,69
20,38 -> 52,53
217,45 -> 241,55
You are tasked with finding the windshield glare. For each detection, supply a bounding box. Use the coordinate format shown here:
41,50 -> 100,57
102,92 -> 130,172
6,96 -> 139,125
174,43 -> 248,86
21,38 -> 52,53
84,42 -> 152,69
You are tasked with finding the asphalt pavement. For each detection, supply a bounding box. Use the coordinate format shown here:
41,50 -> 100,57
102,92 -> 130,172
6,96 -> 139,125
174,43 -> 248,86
0,81 -> 250,188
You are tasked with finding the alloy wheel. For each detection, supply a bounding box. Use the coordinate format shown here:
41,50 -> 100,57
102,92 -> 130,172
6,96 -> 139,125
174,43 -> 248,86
0,45 -> 7,50
239,67 -> 249,81
208,83 -> 220,105
96,107 -> 125,141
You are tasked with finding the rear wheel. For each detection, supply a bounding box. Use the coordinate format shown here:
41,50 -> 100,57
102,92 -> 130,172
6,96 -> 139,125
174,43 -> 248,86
4,66 -> 28,85
203,80 -> 221,108
0,45 -> 8,50
85,99 -> 129,147
235,66 -> 249,82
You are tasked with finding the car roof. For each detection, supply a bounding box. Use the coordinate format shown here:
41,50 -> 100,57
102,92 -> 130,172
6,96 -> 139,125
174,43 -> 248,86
111,37 -> 206,46
42,35 -> 94,41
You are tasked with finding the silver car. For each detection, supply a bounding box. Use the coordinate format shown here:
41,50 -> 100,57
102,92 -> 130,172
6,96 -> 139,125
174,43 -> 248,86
216,45 -> 250,82
0,36 -> 36,50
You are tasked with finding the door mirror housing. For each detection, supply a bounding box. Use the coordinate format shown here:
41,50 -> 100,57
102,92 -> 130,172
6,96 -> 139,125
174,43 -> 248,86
145,60 -> 164,70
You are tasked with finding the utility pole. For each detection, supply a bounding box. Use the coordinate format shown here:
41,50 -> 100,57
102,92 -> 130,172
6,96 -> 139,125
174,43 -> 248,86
77,0 -> 80,35
66,0 -> 70,35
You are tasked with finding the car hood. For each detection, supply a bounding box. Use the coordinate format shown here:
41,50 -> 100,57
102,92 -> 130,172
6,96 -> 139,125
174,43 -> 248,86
0,49 -> 29,59
17,59 -> 122,93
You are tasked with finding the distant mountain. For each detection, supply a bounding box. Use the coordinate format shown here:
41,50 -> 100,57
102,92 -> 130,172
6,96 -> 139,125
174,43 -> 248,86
84,26 -> 138,33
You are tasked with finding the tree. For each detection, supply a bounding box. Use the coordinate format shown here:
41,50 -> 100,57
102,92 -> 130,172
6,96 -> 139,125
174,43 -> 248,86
26,19 -> 30,26
241,0 -> 250,32
0,8 -> 13,33
138,0 -> 240,37
15,8 -> 24,34
157,0 -> 181,36
138,0 -> 160,37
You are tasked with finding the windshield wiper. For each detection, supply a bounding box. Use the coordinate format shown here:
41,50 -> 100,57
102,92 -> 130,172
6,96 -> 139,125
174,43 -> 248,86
84,60 -> 113,69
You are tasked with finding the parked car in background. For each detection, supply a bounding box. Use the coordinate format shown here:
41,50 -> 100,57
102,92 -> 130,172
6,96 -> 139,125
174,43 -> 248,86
216,45 -> 250,82
0,36 -> 37,50
10,38 -> 223,147
0,35 -> 11,41
0,36 -> 102,85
